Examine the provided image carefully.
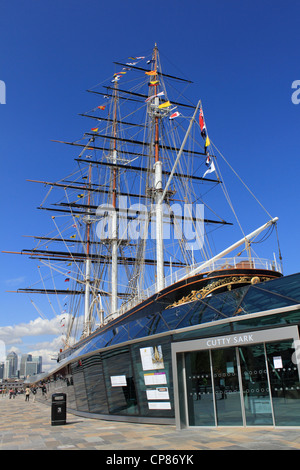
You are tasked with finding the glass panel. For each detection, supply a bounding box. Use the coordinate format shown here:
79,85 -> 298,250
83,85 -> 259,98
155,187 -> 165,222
71,361 -> 89,412
205,286 -> 249,319
82,355 -> 109,414
102,347 -> 138,416
176,304 -> 217,330
128,315 -> 155,340
131,314 -> 158,339
241,285 -> 297,315
185,351 -> 215,426
266,340 -> 300,426
160,305 -> 188,331
131,337 -> 174,418
177,353 -> 187,427
212,348 -> 243,425
258,273 -> 300,302
239,344 -> 273,425
148,312 -> 171,335
107,325 -> 129,346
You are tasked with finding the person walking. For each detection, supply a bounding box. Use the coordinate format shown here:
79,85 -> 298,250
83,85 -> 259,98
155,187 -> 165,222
41,384 -> 47,399
25,387 -> 30,402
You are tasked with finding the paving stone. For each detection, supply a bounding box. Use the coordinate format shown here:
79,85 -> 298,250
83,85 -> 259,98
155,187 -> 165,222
1,395 -> 300,450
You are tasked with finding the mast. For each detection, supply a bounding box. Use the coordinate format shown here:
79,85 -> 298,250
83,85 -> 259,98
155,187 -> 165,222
152,44 -> 164,292
83,163 -> 92,336
111,78 -> 118,314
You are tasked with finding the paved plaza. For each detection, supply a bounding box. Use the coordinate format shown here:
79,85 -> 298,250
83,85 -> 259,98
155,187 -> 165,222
1,393 -> 300,451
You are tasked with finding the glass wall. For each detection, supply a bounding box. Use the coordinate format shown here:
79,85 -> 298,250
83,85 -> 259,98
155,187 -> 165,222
266,340 -> 300,426
46,338 -> 174,421
45,333 -> 300,426
181,339 -> 300,427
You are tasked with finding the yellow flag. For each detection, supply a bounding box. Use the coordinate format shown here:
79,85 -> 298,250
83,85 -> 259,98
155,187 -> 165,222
70,235 -> 76,239
158,101 -> 171,109
145,70 -> 156,76
205,136 -> 210,147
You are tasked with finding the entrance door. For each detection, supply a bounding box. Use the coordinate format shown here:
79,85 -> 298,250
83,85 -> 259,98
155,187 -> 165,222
238,344 -> 273,425
174,326 -> 300,428
184,348 -> 244,426
185,350 -> 215,426
211,348 -> 243,426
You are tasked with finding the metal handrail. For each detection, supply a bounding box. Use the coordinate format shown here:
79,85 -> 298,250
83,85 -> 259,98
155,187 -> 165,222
106,257 -> 281,323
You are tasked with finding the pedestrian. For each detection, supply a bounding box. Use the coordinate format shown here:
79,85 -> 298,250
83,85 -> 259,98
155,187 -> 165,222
32,387 -> 37,402
9,388 -> 13,399
42,384 -> 47,399
25,387 -> 30,402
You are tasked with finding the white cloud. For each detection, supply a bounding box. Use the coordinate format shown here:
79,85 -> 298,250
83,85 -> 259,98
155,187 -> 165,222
27,336 -> 67,372
0,313 -> 86,373
0,314 -> 72,372
0,314 -> 69,345
4,276 -> 26,287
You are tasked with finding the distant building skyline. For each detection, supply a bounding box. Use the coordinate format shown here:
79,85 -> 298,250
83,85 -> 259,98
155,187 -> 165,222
0,352 -> 43,380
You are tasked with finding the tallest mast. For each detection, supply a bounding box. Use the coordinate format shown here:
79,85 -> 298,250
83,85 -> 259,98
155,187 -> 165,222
111,78 -> 118,314
152,44 -> 164,291
83,163 -> 92,336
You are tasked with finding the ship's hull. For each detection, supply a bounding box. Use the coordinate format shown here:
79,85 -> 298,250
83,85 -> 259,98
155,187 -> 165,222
59,266 -> 282,361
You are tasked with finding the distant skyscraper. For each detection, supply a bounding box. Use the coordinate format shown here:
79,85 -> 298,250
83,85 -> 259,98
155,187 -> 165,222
0,362 -> 4,379
20,354 -> 32,378
32,356 -> 42,374
5,351 -> 18,378
25,361 -> 38,376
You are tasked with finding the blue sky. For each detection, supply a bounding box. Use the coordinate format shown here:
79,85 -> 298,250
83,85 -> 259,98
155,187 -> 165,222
0,0 -> 299,369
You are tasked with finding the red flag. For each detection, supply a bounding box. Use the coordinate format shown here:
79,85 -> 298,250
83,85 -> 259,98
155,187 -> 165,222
169,111 -> 180,120
199,109 -> 205,130
199,108 -> 206,138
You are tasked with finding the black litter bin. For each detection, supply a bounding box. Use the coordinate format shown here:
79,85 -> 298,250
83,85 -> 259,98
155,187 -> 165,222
51,393 -> 67,426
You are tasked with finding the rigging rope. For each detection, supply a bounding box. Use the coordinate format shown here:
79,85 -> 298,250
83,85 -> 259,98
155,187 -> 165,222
212,141 -> 273,219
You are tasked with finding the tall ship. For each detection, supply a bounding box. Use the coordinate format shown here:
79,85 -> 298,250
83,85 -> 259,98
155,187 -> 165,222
6,45 -> 300,428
